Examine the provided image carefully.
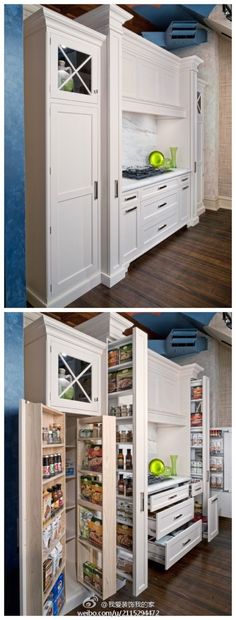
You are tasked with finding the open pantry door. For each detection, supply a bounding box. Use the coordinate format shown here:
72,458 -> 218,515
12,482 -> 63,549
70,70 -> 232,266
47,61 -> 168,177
208,495 -> 219,542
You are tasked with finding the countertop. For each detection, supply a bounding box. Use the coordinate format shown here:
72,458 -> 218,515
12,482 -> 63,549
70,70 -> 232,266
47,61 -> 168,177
148,475 -> 191,495
122,168 -> 191,192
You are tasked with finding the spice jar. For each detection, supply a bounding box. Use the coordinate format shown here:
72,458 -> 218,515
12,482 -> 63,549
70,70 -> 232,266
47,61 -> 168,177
43,455 -> 50,479
127,430 -> 133,442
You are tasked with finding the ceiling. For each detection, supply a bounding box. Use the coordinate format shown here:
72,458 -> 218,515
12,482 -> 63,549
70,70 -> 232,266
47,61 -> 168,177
46,311 -> 231,346
43,4 -> 231,39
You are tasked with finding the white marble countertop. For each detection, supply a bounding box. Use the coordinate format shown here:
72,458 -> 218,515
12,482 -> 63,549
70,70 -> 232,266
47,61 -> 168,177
122,168 -> 191,192
148,475 -> 191,495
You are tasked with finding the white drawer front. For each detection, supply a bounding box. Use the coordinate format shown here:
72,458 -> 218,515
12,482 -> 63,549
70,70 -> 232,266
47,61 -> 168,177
155,497 -> 194,540
122,191 -> 138,207
149,483 -> 190,512
165,519 -> 202,569
141,178 -> 178,201
191,481 -> 203,497
148,520 -> 202,569
141,191 -> 178,224
143,205 -> 178,248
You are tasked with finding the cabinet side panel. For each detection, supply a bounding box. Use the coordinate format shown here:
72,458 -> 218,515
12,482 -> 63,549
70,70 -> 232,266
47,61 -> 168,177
19,401 -> 42,614
102,417 -> 116,598
24,335 -> 47,404
24,28 -> 47,302
133,328 -> 148,595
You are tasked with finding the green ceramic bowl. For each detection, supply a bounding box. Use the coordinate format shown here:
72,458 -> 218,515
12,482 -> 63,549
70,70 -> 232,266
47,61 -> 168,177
148,150 -> 165,168
149,458 -> 165,476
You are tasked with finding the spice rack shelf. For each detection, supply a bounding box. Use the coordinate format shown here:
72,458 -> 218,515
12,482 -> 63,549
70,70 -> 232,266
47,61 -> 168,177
43,506 -> 65,527
43,443 -> 64,449
108,361 -> 133,372
108,389 -> 133,398
77,416 -> 116,601
43,472 -> 64,485
66,504 -> 76,512
66,476 -> 76,480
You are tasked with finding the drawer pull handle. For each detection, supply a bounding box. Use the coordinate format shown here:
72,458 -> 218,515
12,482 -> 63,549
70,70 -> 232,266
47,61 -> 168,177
124,195 -> 137,202
158,202 -> 167,209
174,513 -> 183,520
182,538 -> 191,547
158,184 -> 167,190
168,494 -> 178,500
158,224 -> 167,231
182,186 -> 189,190
181,177 -> 188,182
211,497 -> 218,503
125,206 -> 137,214
194,487 -> 201,492
94,181 -> 98,200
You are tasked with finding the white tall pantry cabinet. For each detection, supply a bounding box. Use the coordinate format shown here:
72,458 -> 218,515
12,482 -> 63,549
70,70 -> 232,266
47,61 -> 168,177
24,9 -> 105,307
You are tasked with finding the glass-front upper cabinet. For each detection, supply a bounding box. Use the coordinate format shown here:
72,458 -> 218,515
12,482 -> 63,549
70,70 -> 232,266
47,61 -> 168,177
50,34 -> 99,103
50,338 -> 101,413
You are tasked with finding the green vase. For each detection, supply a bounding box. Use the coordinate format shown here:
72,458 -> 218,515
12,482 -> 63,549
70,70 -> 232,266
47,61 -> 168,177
170,454 -> 178,476
170,147 -> 178,168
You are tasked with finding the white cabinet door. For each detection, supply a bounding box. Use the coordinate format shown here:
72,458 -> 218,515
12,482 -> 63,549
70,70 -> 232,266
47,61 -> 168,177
208,495 -> 219,542
49,337 -> 101,413
180,182 -> 191,225
50,103 -> 99,300
50,32 -> 99,104
121,204 -> 139,263
148,352 -> 181,422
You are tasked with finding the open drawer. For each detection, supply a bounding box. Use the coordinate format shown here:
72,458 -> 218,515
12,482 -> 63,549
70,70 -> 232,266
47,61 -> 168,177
149,483 -> 190,512
191,481 -> 203,497
148,519 -> 202,570
149,497 -> 194,540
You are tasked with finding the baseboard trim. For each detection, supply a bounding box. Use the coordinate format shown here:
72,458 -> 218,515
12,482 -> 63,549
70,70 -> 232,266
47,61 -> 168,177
27,272 -> 102,308
205,197 -> 232,211
187,216 -> 199,227
197,205 -> 206,216
101,266 -> 128,288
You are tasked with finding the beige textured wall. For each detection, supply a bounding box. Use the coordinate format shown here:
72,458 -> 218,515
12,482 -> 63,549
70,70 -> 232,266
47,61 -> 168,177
218,37 -> 232,198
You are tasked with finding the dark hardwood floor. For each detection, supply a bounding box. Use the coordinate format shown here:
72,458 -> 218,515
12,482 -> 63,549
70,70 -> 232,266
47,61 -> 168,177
68,209 -> 231,308
69,518 -> 231,616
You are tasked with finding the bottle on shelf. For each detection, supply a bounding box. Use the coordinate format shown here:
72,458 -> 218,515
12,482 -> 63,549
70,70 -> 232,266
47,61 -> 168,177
125,478 -> 133,497
117,449 -> 124,470
125,449 -> 133,471
118,474 -> 125,496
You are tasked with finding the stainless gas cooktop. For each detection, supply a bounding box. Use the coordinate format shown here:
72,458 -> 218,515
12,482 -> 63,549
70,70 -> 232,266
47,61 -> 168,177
122,166 -> 172,180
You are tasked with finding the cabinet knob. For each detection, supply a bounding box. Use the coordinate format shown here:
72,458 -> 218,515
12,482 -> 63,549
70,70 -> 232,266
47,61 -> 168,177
94,397 -> 99,402
93,89 -> 98,94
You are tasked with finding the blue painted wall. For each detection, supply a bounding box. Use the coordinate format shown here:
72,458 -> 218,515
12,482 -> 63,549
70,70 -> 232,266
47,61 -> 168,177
5,5 -> 26,308
5,313 -> 24,614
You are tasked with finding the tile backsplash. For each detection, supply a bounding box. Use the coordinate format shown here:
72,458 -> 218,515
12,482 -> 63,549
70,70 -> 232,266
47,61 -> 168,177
122,112 -> 159,168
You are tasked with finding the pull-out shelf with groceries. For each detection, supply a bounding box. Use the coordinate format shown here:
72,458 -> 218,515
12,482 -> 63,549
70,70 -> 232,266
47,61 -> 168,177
148,476 -> 202,570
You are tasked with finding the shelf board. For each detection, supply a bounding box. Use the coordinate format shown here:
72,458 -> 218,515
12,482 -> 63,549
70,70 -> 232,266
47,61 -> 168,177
116,494 -> 133,503
108,361 -> 133,373
117,469 -> 133,474
66,534 -> 76,543
43,562 -> 65,603
78,536 -> 102,553
115,416 -> 133,423
42,472 -> 64,485
117,569 -> 133,583
43,443 -> 65,449
116,442 -> 133,447
117,517 -> 133,527
109,389 -> 133,398
66,475 -> 76,480
116,544 -> 133,555
66,504 -> 76,512
77,437 -> 102,443
191,427 -> 203,432
66,445 -> 76,449
78,498 -> 103,513
191,446 -> 203,449
43,506 -> 65,527
108,337 -> 133,350
78,469 -> 102,476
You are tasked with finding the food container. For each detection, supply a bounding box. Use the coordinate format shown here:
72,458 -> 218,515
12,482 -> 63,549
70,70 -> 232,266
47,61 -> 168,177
51,572 -> 65,616
108,348 -> 119,367
117,555 -> 133,575
88,516 -> 103,547
108,372 -> 117,393
43,558 -> 53,593
83,561 -> 94,588
117,523 -> 133,550
88,445 -> 102,472
191,386 -> 202,400
117,368 -> 132,391
43,598 -> 53,615
119,343 -> 132,363
91,482 -> 102,505
191,412 -> 202,427
93,565 -> 103,594
43,491 -> 52,523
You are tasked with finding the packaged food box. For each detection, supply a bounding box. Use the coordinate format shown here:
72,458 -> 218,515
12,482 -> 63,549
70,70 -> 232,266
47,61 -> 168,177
108,348 -> 119,367
108,372 -> 117,393
88,445 -> 103,472
43,490 -> 51,523
51,571 -> 65,615
83,561 -> 94,588
79,508 -> 94,540
43,558 -> 53,593
117,555 -> 133,575
81,476 -> 93,502
117,523 -> 133,550
91,482 -> 102,505
191,412 -> 202,426
191,386 -> 202,400
117,368 -> 132,391
119,343 -> 132,363
43,597 -> 53,615
88,516 -> 103,548
93,565 -> 103,594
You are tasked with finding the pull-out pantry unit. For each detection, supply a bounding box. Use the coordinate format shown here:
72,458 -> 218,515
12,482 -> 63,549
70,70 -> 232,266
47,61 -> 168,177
21,315 -> 148,613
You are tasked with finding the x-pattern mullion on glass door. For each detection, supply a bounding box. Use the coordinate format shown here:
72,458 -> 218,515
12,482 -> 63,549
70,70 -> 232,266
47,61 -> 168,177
59,45 -> 92,94
59,353 -> 92,402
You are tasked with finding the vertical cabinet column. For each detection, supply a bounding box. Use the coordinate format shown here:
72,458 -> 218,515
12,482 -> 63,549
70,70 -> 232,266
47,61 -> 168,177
108,328 -> 148,596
